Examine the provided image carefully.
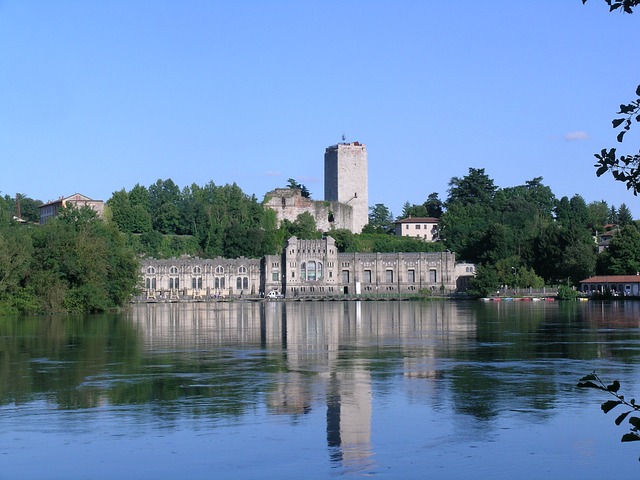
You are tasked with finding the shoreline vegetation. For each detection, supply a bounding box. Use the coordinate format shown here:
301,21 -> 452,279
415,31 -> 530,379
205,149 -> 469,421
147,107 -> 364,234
3,168 -> 640,315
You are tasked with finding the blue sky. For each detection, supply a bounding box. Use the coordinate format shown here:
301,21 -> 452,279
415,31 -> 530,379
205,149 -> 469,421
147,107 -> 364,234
1,1 -> 639,218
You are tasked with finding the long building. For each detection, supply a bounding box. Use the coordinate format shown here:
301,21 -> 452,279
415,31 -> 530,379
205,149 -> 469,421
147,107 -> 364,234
139,236 -> 475,300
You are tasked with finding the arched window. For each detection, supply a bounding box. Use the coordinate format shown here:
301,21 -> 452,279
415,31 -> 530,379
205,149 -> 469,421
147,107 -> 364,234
169,266 -> 179,289
146,266 -> 156,275
243,277 -> 248,289
307,261 -> 316,281
191,266 -> 202,290
214,266 -> 225,291
237,277 -> 242,290
317,262 -> 323,280
239,266 -> 247,274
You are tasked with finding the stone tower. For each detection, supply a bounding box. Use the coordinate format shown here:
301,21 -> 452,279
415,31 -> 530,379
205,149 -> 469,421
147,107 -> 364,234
324,142 -> 368,233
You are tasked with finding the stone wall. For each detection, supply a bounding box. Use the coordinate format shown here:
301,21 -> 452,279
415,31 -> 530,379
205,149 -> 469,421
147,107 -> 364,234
324,143 -> 368,233
263,188 -> 353,232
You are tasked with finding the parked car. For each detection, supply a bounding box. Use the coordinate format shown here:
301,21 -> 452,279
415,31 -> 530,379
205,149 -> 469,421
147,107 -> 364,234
267,290 -> 284,299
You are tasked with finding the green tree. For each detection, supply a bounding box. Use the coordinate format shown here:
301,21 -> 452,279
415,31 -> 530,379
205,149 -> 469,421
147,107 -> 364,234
608,205 -> 619,224
402,193 -> 444,218
2,194 -> 42,223
597,224 -> 640,274
528,225 -> 593,286
618,203 -> 634,226
330,229 -> 357,252
531,224 -> 565,283
353,233 -> 445,253
440,202 -> 495,262
467,264 -> 500,297
366,203 -> 394,234
148,179 -> 182,234
0,195 -> 11,226
15,194 -> 42,223
424,192 -> 444,218
286,178 -> 311,198
27,204 -> 139,313
557,225 -> 597,284
281,212 -> 321,240
0,224 -> 33,313
446,168 -> 497,207
108,189 -> 135,232
493,179 -> 555,260
555,195 -> 590,229
587,200 -> 610,232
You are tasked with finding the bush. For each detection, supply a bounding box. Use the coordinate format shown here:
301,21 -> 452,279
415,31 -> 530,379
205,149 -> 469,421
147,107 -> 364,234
557,284 -> 580,300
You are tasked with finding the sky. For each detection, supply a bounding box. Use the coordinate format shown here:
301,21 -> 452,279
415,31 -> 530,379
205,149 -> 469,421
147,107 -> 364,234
1,1 -> 639,218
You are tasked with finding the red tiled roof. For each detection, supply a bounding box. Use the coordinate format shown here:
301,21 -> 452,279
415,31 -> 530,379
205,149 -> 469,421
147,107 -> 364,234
395,217 -> 440,224
580,275 -> 640,284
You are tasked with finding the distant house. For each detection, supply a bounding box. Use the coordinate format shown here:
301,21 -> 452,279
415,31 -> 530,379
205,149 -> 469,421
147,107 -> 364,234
39,193 -> 105,224
596,224 -> 619,253
394,217 -> 440,242
579,275 -> 640,296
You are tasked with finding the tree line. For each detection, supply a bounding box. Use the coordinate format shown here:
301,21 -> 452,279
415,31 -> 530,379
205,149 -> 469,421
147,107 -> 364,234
2,167 -> 639,313
398,168 -> 638,296
105,178 -> 442,259
0,198 -> 138,315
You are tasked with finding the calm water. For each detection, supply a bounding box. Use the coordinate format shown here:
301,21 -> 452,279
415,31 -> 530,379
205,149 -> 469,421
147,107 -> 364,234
1,300 -> 640,479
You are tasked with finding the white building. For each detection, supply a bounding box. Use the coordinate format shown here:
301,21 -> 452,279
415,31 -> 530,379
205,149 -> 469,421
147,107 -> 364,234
38,193 -> 104,224
580,275 -> 640,296
394,217 -> 440,242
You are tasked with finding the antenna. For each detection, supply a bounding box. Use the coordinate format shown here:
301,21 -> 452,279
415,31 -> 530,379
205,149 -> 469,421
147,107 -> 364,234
15,194 -> 21,219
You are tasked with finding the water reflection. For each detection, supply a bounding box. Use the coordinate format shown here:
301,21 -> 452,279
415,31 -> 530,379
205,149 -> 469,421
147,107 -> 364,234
1,301 -> 640,478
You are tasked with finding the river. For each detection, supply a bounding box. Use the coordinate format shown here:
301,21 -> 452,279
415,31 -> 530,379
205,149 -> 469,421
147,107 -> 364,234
1,300 -> 639,479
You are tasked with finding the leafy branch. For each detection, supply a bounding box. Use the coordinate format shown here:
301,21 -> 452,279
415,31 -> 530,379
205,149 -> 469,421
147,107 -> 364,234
581,1 -> 640,193
577,373 -> 640,453
593,85 -> 640,195
581,0 -> 639,14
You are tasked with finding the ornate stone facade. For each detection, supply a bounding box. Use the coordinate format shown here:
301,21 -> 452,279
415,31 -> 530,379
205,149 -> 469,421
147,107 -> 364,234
141,256 -> 262,300
140,237 -> 474,300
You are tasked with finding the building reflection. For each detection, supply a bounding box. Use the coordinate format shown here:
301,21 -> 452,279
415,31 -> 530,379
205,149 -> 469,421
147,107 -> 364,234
128,300 -> 474,472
